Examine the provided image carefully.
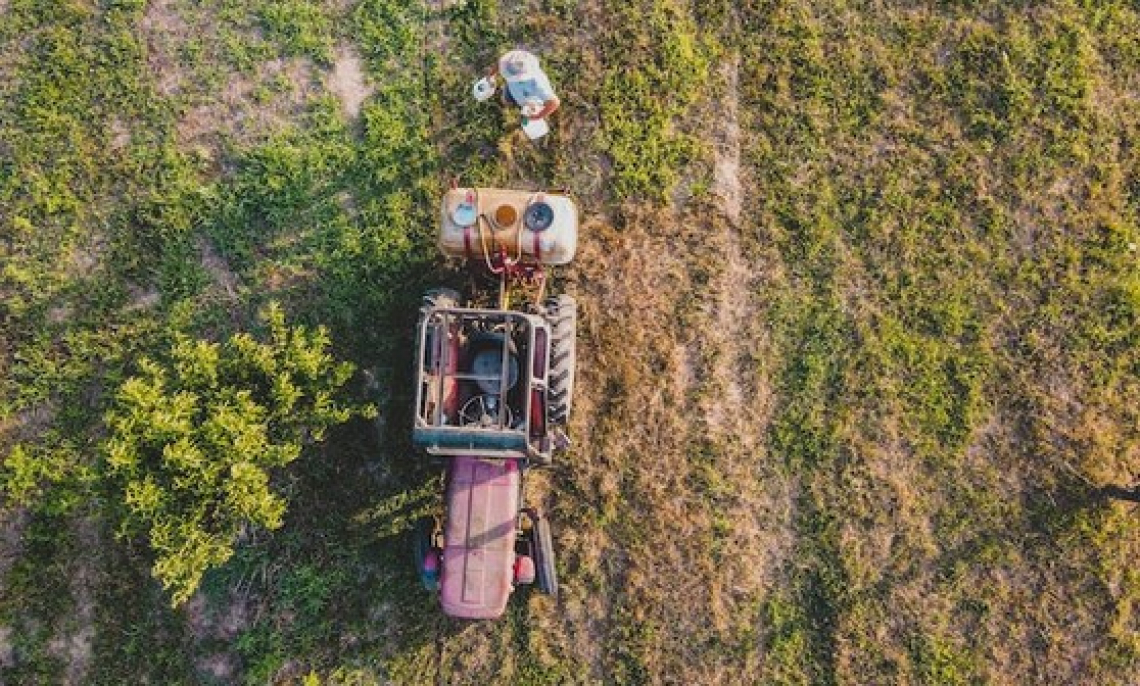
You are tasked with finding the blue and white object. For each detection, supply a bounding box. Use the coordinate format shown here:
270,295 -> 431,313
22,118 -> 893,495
473,76 -> 496,102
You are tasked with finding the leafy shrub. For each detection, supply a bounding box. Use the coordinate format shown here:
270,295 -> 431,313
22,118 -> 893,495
0,442 -> 92,515
102,302 -> 373,606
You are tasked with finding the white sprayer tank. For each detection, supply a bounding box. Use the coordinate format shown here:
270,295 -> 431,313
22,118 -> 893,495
438,188 -> 578,266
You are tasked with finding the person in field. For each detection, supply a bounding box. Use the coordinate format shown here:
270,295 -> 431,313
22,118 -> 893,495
485,49 -> 561,121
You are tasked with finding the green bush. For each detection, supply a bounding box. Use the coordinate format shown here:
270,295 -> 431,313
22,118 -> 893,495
102,302 -> 373,606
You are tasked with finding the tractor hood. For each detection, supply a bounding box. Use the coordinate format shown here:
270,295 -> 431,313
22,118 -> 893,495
440,457 -> 521,619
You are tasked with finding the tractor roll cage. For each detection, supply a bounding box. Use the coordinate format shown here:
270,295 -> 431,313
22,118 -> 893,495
413,306 -> 551,462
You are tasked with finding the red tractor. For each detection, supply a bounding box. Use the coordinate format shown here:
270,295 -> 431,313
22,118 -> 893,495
412,187 -> 577,619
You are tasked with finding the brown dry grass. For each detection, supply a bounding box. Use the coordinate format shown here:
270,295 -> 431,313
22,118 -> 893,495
552,187 -> 795,682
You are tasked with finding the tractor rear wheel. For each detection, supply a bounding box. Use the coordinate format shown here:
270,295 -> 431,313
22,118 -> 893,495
545,295 -> 576,425
534,516 -> 558,596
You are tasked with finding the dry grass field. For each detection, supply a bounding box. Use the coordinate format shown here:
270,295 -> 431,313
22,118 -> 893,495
1,0 -> 1139,684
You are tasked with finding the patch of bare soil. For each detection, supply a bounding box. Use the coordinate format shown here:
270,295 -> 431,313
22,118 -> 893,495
0,625 -> 13,669
177,57 -> 319,150
41,236 -> 109,323
185,587 -> 253,682
140,1 -> 321,150
48,516 -> 99,686
127,284 -> 162,311
185,590 -> 253,642
0,509 -> 29,593
198,236 -> 240,298
327,45 -> 373,119
711,55 -> 743,225
423,0 -> 454,56
109,118 -> 132,152
675,49 -> 794,679
71,237 -> 103,278
47,304 -> 74,324
0,402 -> 58,446
701,54 -> 755,440
197,652 -> 240,682
140,0 -> 189,98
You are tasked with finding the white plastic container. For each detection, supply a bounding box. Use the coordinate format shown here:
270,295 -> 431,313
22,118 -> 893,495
521,117 -> 550,140
472,77 -> 496,102
520,98 -> 549,139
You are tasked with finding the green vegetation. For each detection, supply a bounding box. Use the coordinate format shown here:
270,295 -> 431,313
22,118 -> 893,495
1,0 -> 1139,683
599,0 -> 714,200
103,303 -> 368,606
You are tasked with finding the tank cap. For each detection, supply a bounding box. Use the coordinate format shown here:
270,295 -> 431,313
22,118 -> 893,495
524,201 -> 554,232
452,202 -> 477,227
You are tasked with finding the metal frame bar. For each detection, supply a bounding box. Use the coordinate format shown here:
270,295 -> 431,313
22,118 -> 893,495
414,305 -> 553,461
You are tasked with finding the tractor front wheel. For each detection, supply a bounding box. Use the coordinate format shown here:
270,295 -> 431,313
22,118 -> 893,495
413,518 -> 440,592
533,515 -> 558,596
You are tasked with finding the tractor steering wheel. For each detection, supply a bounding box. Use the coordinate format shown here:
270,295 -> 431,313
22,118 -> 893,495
460,394 -> 514,428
